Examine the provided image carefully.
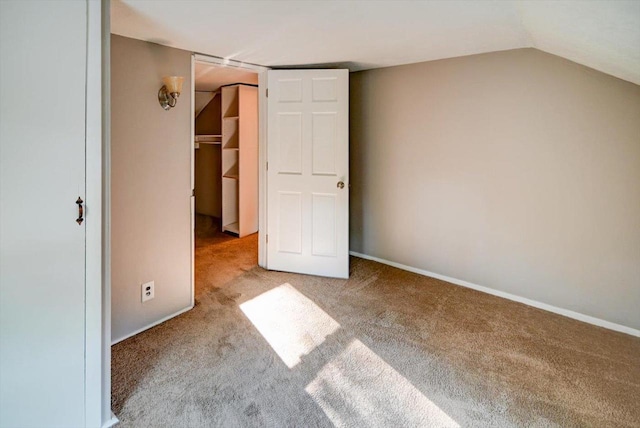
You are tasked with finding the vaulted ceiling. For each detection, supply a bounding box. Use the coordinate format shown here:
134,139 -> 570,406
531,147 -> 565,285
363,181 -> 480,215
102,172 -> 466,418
112,0 -> 640,85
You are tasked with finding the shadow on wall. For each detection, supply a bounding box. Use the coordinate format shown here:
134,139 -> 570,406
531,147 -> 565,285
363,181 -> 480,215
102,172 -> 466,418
112,0 -> 180,51
348,72 -> 366,252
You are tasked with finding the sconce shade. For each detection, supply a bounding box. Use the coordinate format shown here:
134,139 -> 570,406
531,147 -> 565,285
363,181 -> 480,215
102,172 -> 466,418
159,76 -> 185,110
162,76 -> 184,94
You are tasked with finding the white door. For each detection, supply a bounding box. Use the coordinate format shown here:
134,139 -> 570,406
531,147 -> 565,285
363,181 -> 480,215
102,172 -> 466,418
0,1 -> 87,426
267,70 -> 349,278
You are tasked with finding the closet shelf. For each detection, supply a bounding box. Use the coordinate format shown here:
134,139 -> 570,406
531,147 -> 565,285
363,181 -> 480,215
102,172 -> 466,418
223,116 -> 239,120
223,174 -> 239,180
195,134 -> 222,142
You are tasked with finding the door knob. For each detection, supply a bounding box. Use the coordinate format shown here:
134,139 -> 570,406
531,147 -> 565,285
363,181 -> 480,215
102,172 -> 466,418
337,181 -> 345,189
76,197 -> 84,225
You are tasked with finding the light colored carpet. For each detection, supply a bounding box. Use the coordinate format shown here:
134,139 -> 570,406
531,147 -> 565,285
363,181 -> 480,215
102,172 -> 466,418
112,215 -> 640,427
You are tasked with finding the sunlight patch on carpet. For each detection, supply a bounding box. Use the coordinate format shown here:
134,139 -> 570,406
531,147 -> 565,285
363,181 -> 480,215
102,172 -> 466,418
305,339 -> 459,427
240,283 -> 340,368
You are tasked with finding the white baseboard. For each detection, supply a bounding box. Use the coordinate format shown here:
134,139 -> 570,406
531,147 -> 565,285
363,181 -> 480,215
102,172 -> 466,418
111,305 -> 194,345
349,251 -> 640,338
102,412 -> 119,428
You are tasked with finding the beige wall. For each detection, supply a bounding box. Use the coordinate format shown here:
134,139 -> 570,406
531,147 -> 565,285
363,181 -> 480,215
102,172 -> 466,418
350,48 -> 640,330
111,35 -> 192,342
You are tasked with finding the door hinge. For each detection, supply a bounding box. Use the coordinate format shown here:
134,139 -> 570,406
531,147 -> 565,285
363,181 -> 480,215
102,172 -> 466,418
266,161 -> 269,171
266,234 -> 269,243
266,88 -> 269,98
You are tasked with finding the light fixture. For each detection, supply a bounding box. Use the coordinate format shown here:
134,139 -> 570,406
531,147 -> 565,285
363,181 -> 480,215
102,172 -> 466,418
158,76 -> 184,110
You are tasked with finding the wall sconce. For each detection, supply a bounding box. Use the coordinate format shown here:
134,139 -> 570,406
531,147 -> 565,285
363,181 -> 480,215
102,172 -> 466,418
158,76 -> 184,110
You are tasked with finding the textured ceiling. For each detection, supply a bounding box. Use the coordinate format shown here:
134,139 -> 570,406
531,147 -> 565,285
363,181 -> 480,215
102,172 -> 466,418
112,0 -> 640,84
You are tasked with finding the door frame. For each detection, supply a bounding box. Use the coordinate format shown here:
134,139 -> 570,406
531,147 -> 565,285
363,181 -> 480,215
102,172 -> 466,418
99,51 -> 269,428
191,54 -> 270,281
88,0 -> 116,427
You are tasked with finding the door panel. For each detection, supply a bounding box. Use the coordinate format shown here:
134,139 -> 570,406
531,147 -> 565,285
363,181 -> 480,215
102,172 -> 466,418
312,193 -> 337,257
277,112 -> 303,174
267,70 -> 349,278
312,112 -> 338,175
0,1 -> 87,426
278,191 -> 303,254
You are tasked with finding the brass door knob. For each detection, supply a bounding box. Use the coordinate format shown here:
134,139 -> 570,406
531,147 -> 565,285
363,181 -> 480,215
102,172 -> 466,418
337,181 -> 345,189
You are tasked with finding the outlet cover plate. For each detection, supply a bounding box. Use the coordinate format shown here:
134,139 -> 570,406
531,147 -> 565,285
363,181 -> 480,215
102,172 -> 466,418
142,281 -> 154,303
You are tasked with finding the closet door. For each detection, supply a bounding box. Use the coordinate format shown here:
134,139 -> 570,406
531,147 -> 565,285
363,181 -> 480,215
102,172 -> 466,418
0,1 -> 88,426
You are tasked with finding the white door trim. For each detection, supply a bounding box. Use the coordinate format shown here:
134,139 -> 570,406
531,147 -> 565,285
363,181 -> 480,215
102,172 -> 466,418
94,0 -> 115,426
257,72 -> 268,268
191,54 -> 270,271
86,0 -> 112,426
193,53 -> 269,73
190,54 -> 196,308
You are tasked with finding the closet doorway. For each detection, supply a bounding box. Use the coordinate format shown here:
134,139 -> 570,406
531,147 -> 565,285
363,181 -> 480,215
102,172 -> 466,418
191,57 -> 266,298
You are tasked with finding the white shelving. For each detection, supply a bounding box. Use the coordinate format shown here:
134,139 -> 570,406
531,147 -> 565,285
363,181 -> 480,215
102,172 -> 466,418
221,84 -> 258,237
195,141 -> 220,147
195,134 -> 222,142
195,134 -> 222,149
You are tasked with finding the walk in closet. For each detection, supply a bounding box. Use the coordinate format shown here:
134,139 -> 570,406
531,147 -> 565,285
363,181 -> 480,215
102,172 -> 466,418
194,78 -> 258,238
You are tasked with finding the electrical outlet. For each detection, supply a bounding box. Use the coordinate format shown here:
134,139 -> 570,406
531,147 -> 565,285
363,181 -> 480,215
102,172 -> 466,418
141,281 -> 154,303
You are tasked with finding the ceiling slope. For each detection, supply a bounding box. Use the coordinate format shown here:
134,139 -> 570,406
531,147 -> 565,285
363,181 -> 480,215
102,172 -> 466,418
520,1 -> 640,85
112,0 -> 640,84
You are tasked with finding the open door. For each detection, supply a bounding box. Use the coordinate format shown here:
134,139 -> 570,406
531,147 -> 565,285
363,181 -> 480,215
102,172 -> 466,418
266,69 -> 349,278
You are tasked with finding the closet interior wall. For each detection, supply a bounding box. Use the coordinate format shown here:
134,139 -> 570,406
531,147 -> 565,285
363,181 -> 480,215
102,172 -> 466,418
194,94 -> 222,218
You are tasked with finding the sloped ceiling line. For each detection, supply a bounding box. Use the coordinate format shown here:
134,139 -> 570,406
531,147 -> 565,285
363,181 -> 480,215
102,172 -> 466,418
195,91 -> 216,119
112,0 -> 640,85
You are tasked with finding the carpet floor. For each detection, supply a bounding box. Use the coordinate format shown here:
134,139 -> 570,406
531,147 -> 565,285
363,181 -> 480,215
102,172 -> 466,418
112,215 -> 640,427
